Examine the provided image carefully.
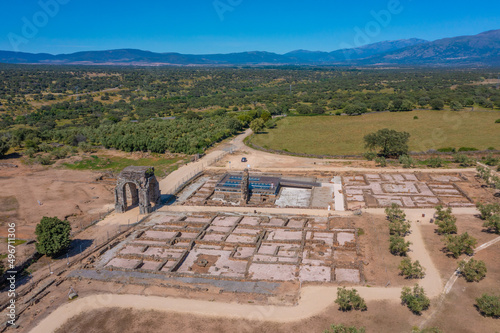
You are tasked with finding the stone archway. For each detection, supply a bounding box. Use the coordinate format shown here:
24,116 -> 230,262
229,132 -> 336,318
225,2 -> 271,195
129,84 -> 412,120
115,166 -> 161,214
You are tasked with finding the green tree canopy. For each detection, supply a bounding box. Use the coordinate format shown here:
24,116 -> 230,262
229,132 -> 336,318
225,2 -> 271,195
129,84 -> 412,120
35,216 -> 71,258
364,128 -> 410,158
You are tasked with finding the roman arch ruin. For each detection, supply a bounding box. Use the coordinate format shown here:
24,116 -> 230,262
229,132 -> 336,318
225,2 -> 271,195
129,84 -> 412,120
115,166 -> 161,214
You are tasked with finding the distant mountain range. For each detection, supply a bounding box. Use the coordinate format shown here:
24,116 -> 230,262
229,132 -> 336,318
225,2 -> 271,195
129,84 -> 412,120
1,29 -> 499,67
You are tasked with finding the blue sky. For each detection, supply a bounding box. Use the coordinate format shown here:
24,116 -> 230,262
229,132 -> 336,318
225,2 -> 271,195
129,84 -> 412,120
1,0 -> 499,54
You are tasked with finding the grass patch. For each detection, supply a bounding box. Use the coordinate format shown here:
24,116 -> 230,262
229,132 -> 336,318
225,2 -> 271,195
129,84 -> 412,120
252,111 -> 500,156
64,155 -> 186,177
0,196 -> 19,213
2,238 -> 27,246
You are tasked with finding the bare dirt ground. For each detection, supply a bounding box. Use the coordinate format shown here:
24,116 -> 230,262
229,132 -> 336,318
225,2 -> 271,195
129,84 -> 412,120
0,159 -> 115,240
54,300 -> 419,333
420,242 -> 500,333
420,214 -> 500,283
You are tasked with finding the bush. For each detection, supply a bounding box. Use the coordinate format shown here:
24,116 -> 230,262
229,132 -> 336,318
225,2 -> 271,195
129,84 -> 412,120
390,235 -> 411,256
401,284 -> 430,314
78,141 -> 97,153
399,258 -> 426,279
438,147 -> 456,153
399,154 -> 415,168
363,152 -> 377,161
324,324 -> 366,333
453,154 -> 476,167
426,157 -> 443,168
35,216 -> 72,258
495,119 -> 500,123
484,154 -> 499,166
35,154 -> 52,165
335,287 -> 367,311
475,294 -> 500,318
458,259 -> 487,282
445,232 -> 477,258
375,156 -> 387,167
458,147 -> 479,152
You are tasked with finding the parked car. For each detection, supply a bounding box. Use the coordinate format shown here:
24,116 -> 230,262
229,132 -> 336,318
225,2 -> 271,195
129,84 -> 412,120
241,157 -> 247,162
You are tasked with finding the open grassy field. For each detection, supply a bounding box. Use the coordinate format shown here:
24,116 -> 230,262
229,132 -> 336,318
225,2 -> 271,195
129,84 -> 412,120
64,154 -> 186,178
252,111 -> 500,156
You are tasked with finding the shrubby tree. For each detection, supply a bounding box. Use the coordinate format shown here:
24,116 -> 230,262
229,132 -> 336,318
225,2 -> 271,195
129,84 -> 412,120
335,287 -> 367,311
476,202 -> 500,220
399,258 -> 426,279
450,100 -> 463,111
344,103 -> 367,116
364,129 -> 410,158
401,284 -> 430,314
390,236 -> 411,256
483,214 -> 500,234
434,205 -> 457,235
385,203 -> 406,221
475,294 -> 500,318
0,136 -> 10,158
458,259 -> 487,282
445,232 -> 477,258
249,118 -> 265,133
35,216 -> 71,258
430,99 -> 445,110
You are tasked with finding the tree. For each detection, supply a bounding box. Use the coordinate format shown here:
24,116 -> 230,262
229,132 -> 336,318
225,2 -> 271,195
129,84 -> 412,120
335,287 -> 367,311
385,203 -> 406,221
430,99 -> 445,110
249,118 -> 265,133
390,218 -> 411,237
436,214 -> 457,235
390,235 -> 411,256
450,100 -> 463,111
35,216 -> 71,257
0,136 -> 10,158
401,284 -> 430,314
475,294 -> 500,318
324,324 -> 366,333
476,202 -> 500,220
458,259 -> 487,282
445,232 -> 477,258
344,103 -> 367,116
296,104 -> 312,115
399,258 -> 426,279
364,129 -> 410,158
483,214 -> 500,234
260,110 -> 272,122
